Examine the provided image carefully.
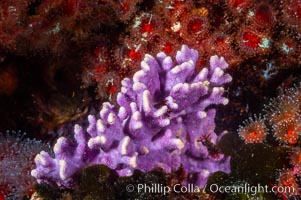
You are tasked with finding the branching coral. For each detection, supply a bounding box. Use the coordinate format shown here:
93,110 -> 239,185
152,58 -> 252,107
31,45 -> 232,188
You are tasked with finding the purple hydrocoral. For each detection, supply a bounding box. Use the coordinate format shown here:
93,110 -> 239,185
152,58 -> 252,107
31,45 -> 232,188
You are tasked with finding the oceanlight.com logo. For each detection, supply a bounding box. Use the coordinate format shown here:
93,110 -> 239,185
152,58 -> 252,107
207,183 -> 296,196
125,183 -> 296,196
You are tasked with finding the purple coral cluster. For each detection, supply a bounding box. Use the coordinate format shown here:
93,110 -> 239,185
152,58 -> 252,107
31,45 -> 232,188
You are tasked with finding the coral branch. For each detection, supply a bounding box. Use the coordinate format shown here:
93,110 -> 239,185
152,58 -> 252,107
31,45 -> 232,188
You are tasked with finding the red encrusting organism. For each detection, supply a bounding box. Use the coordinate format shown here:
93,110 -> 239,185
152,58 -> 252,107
148,34 -> 181,56
77,0 -> 301,101
238,85 -> 301,145
238,116 -> 267,143
290,149 -> 301,171
82,45 -> 111,84
281,0 -> 301,31
277,36 -> 300,58
265,90 -> 300,145
276,170 -> 300,197
130,12 -> 162,40
266,95 -> 300,126
246,2 -> 276,30
0,0 -> 299,105
0,0 -> 300,199
158,0 -> 193,20
113,0 -> 141,22
227,0 -> 252,15
272,118 -> 301,145
237,28 -> 271,57
203,32 -> 241,66
238,85 -> 301,198
180,10 -> 209,43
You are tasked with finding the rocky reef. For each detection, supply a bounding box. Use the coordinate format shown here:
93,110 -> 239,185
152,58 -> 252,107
0,0 -> 300,199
